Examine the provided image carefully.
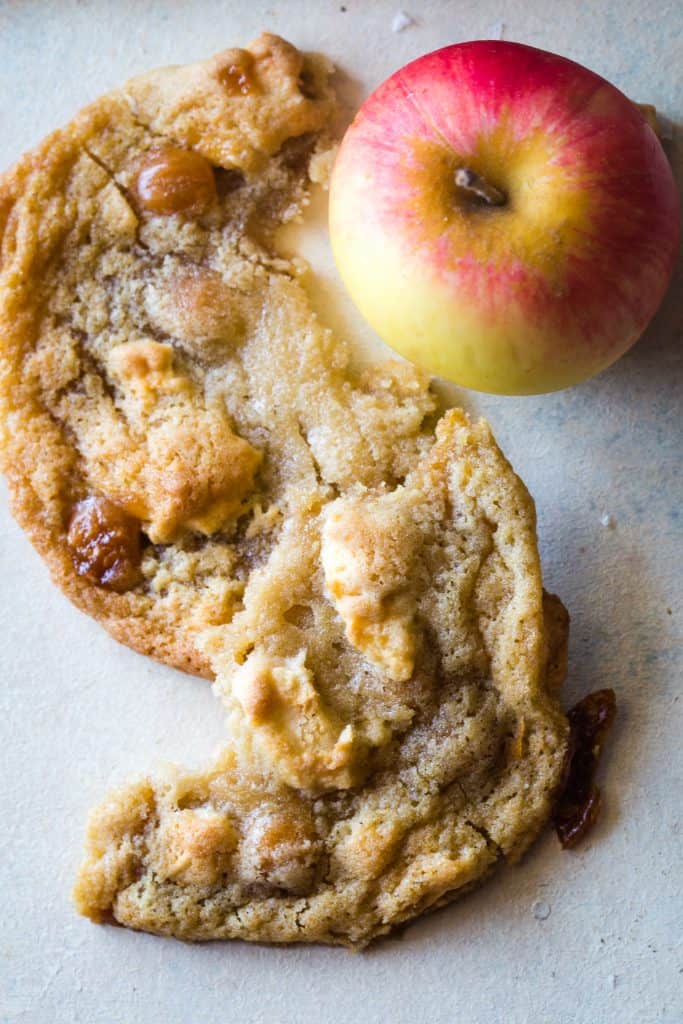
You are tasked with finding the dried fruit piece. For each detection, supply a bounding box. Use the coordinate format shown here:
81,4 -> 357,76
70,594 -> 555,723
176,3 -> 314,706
554,688 -> 616,848
67,496 -> 142,592
134,147 -> 217,216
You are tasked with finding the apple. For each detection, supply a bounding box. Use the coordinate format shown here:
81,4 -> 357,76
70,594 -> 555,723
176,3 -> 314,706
329,41 -> 680,394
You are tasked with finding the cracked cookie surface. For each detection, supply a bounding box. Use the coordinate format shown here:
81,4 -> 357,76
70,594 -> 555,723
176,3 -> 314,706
74,411 -> 569,948
0,33 -> 435,674
0,35 -> 570,946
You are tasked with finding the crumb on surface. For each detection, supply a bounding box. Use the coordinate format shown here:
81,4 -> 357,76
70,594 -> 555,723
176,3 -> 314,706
391,11 -> 414,33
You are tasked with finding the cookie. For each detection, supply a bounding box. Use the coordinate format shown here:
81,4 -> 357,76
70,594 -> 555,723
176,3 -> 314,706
74,410 -> 570,948
0,33 -> 435,675
0,36 -> 570,946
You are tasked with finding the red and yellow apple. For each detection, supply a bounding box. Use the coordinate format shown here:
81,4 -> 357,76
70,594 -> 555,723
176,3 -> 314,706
329,41 -> 680,394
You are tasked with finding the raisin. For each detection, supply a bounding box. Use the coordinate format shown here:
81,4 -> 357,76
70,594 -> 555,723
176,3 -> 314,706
134,148 -> 217,217
67,496 -> 143,592
554,688 -> 617,849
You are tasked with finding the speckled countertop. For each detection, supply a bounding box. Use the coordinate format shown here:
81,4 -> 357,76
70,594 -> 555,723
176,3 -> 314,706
0,2 -> 681,1023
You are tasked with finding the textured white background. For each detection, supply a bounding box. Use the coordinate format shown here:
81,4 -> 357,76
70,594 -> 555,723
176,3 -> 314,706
0,2 -> 681,1022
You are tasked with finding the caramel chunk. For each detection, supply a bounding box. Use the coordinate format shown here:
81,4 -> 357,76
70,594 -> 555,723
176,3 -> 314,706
154,808 -> 238,886
554,688 -> 617,848
135,148 -> 217,216
239,808 -> 320,895
333,814 -> 405,880
67,496 -> 142,592
216,56 -> 255,96
231,649 -> 362,791
321,490 -> 422,682
108,339 -> 188,404
93,342 -> 262,543
145,268 -> 245,359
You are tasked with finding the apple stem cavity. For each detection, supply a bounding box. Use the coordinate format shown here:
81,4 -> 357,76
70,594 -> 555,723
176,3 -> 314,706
454,167 -> 506,206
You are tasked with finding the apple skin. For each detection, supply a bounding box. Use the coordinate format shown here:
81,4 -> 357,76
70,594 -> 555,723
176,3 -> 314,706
329,41 -> 680,394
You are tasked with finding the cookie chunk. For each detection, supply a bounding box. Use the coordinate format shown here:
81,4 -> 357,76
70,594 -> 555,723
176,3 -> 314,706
74,411 -> 570,947
0,33 -> 435,674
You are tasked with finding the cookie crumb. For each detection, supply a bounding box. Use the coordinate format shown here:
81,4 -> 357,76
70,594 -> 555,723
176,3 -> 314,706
532,899 -> 551,921
392,11 -> 414,32
600,512 -> 615,528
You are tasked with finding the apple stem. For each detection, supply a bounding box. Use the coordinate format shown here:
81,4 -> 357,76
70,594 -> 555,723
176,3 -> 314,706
455,168 -> 506,206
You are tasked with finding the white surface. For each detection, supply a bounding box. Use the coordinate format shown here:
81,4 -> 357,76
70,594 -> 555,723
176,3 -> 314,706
0,2 -> 681,1022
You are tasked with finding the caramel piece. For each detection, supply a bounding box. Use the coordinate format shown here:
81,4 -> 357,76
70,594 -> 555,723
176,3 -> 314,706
145,268 -> 244,358
155,808 -> 238,886
108,339 -> 188,403
239,808 -> 320,895
102,341 -> 262,542
231,649 -> 362,791
135,147 -> 216,216
216,61 -> 254,96
321,490 -> 421,682
67,496 -> 142,592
